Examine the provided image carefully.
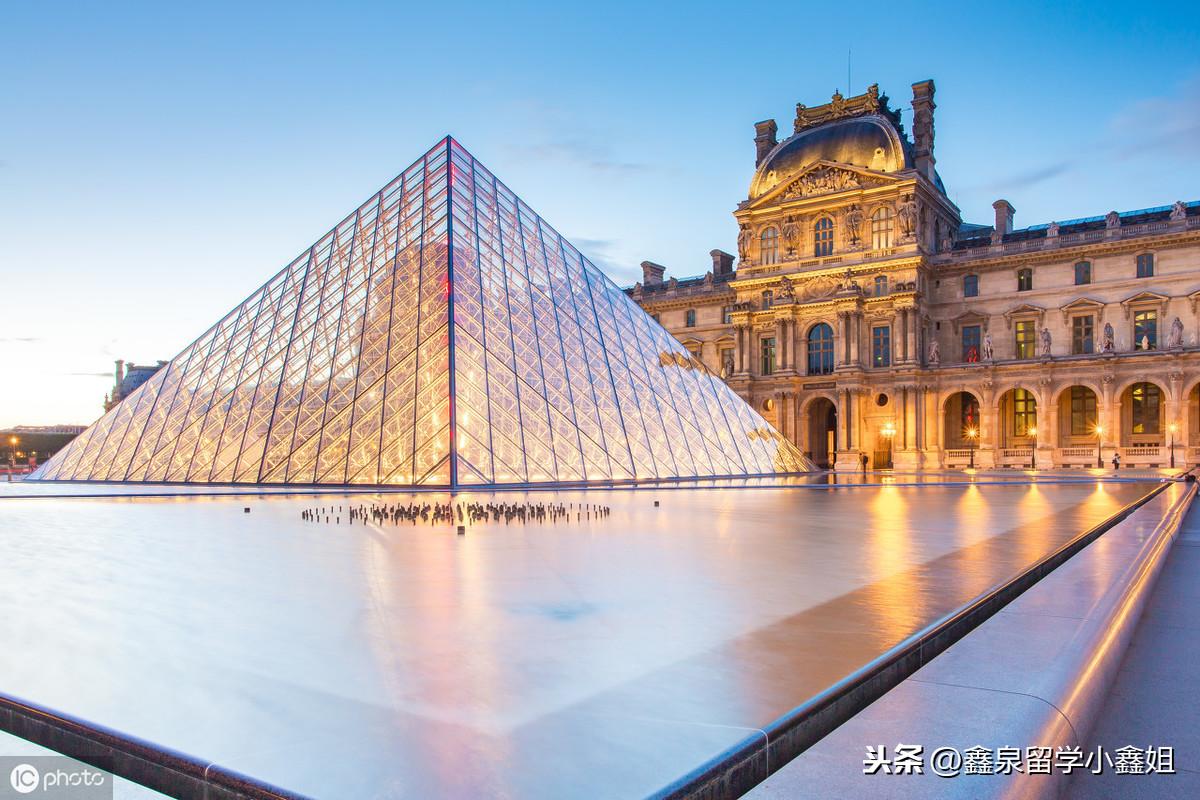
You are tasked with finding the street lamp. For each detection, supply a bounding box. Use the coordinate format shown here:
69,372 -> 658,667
965,426 -> 979,469
1095,424 -> 1104,468
1028,426 -> 1038,470
1169,422 -> 1178,469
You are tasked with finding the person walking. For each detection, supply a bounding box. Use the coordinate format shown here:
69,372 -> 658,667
1112,452 -> 1121,471
860,452 -> 868,473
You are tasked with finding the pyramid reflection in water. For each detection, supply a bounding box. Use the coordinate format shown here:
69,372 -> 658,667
33,139 -> 812,487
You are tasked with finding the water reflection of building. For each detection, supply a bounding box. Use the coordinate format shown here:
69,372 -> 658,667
630,80 -> 1200,470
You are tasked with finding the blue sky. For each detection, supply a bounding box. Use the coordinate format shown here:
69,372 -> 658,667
2,0 -> 1198,427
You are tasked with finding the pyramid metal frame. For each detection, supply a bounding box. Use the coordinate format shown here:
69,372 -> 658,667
32,138 -> 811,487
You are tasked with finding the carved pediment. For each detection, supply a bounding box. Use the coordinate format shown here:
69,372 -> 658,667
1059,297 -> 1106,324
1003,303 -> 1046,329
792,272 -> 843,304
950,310 -> 989,334
1120,290 -> 1169,318
749,160 -> 898,208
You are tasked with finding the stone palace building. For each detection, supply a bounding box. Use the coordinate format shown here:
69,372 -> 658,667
628,81 -> 1200,470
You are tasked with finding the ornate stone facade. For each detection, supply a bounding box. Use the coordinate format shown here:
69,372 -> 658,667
630,80 -> 1200,470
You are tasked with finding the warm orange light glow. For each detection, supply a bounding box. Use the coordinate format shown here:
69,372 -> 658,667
966,427 -> 978,439
1094,424 -> 1104,436
1029,426 -> 1037,437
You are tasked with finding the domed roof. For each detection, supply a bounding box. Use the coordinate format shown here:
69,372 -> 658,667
750,115 -> 910,198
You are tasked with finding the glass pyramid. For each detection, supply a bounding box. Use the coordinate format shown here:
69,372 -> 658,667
31,139 -> 812,487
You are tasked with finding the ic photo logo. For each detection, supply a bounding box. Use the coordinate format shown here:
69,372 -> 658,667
1,758 -> 110,798
9,764 -> 38,795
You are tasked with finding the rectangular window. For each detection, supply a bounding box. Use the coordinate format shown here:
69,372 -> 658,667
1071,315 -> 1094,354
760,337 -> 775,375
1070,387 -> 1097,436
963,274 -> 978,297
1131,383 -> 1161,434
1017,269 -> 1033,292
1074,261 -> 1092,285
685,309 -> 696,327
872,326 -> 891,368
1136,253 -> 1154,278
962,325 -> 981,362
1015,320 -> 1037,359
1134,310 -> 1158,349
1012,388 -> 1036,437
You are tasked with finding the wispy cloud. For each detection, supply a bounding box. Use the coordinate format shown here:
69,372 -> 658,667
569,235 -> 638,281
506,137 -> 650,175
963,71 -> 1200,197
64,371 -> 113,378
0,336 -> 43,344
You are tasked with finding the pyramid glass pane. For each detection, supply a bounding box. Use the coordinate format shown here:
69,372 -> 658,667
30,138 -> 812,487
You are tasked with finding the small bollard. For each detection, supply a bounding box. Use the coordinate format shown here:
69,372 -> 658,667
653,500 -> 659,507
457,525 -> 466,535
244,507 -> 250,514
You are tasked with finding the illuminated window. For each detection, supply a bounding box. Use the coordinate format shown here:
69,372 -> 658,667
1070,386 -> 1097,436
874,276 -> 889,297
1134,309 -> 1157,349
1015,320 -> 1037,359
871,207 -> 894,249
807,323 -> 834,375
760,227 -> 779,265
1011,388 -> 1036,437
685,309 -> 696,328
1017,268 -> 1033,292
1136,253 -> 1154,278
1131,382 -> 1161,434
963,274 -> 978,297
871,325 -> 891,367
760,337 -> 776,375
962,325 -> 981,362
813,217 -> 834,257
1074,261 -> 1092,285
1071,315 -> 1094,354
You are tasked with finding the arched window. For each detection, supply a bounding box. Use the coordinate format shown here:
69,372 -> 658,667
761,289 -> 773,309
1074,261 -> 1092,285
1131,382 -> 1161,434
871,207 -> 894,249
874,275 -> 889,297
1017,268 -> 1033,292
760,227 -> 779,265
1011,388 -> 1037,437
813,217 -> 835,257
963,274 -> 979,297
807,323 -> 834,375
685,309 -> 696,328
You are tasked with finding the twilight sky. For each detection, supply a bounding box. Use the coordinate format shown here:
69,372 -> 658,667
2,0 -> 1198,427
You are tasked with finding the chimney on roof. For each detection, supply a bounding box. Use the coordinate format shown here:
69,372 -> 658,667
710,249 -> 734,276
911,80 -> 936,182
114,359 -> 124,386
754,119 -> 778,166
641,261 -> 666,286
992,199 -> 1015,241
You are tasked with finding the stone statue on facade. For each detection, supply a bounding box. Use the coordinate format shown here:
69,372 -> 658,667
1047,221 -> 1059,237
1102,323 -> 1115,352
777,276 -> 796,301
1040,327 -> 1052,357
897,196 -> 918,238
1140,334 -> 1152,351
982,332 -> 994,361
1171,200 -> 1188,221
1168,316 -> 1185,349
737,224 -> 752,262
844,205 -> 864,247
928,337 -> 940,365
1105,210 -> 1121,229
781,216 -> 800,254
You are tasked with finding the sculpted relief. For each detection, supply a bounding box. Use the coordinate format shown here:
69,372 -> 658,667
780,166 -> 863,199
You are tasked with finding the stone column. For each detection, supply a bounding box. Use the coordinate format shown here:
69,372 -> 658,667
906,309 -> 918,364
848,312 -> 860,366
1044,401 -> 1058,468
775,319 -> 786,372
835,313 -> 847,367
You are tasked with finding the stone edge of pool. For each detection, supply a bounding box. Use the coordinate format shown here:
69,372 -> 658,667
652,476 -> 1195,800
